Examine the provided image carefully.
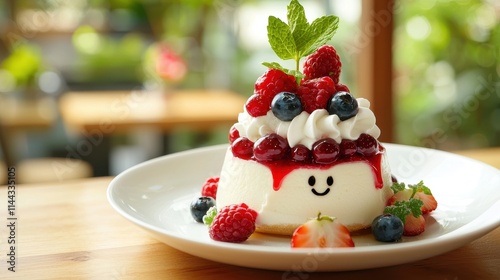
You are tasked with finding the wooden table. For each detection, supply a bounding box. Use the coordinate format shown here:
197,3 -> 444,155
59,89 -> 246,134
0,96 -> 57,131
58,89 -> 247,176
1,148 -> 499,279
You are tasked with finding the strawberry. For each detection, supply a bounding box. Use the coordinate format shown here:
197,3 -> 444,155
291,213 -> 354,248
414,191 -> 438,214
303,45 -> 342,84
387,181 -> 437,214
384,181 -> 436,237
201,176 -> 219,200
386,188 -> 412,206
402,213 -> 425,236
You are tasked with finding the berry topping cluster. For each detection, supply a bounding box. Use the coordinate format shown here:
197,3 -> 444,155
232,41 -> 380,164
245,45 -> 352,119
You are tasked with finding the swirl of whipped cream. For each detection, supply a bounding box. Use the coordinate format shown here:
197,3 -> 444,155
234,98 -> 380,149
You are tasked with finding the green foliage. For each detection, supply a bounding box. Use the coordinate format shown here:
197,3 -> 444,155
384,199 -> 424,224
394,0 -> 500,149
1,43 -> 42,86
203,206 -> 217,226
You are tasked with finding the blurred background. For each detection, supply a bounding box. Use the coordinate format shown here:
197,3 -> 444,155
0,0 -> 498,183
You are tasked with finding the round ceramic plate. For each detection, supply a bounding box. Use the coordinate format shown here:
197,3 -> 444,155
107,143 -> 500,271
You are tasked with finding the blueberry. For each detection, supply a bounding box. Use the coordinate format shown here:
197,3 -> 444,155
371,213 -> 404,242
271,92 -> 303,121
327,91 -> 358,121
190,196 -> 216,223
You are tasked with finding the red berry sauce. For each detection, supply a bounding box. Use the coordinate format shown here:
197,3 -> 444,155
231,135 -> 386,191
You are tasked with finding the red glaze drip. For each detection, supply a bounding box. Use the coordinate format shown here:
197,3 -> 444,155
253,151 -> 385,191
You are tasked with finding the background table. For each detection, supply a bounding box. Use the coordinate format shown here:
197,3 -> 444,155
1,147 -> 499,279
59,89 -> 246,134
58,89 -> 247,176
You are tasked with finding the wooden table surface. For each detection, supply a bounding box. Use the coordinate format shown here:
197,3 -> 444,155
1,148 -> 499,279
0,96 -> 57,131
59,89 -> 246,134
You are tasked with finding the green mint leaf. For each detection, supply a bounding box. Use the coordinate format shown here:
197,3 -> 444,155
384,201 -> 412,224
408,198 -> 424,217
391,182 -> 407,194
262,61 -> 286,71
409,180 -> 432,195
267,16 -> 296,60
202,206 -> 217,226
287,0 -> 310,56
299,15 -> 339,57
384,198 -> 424,224
262,61 -> 305,83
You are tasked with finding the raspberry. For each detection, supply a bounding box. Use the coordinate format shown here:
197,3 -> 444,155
336,83 -> 350,93
255,68 -> 298,97
246,69 -> 298,117
209,203 -> 258,243
303,45 -> 342,84
245,94 -> 273,117
296,77 -> 336,113
201,176 -> 219,199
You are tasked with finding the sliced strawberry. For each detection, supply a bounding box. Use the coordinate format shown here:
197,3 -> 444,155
414,192 -> 438,214
386,188 -> 412,206
291,213 -> 354,248
403,214 -> 425,236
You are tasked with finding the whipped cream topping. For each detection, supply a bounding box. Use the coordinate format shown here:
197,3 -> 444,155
235,98 -> 380,149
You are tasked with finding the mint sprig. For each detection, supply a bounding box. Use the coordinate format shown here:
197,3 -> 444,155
384,199 -> 424,224
386,180 -> 431,223
202,206 -> 217,226
264,0 -> 339,82
391,180 -> 432,196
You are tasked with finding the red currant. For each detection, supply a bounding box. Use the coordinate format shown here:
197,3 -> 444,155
231,137 -> 254,159
356,133 -> 378,156
339,139 -> 357,157
291,144 -> 311,162
228,125 -> 240,144
312,138 -> 340,164
253,133 -> 289,162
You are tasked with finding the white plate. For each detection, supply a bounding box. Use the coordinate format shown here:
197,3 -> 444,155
107,143 -> 500,271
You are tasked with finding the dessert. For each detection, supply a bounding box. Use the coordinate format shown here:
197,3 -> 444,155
215,0 -> 394,236
195,0 -> 437,245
